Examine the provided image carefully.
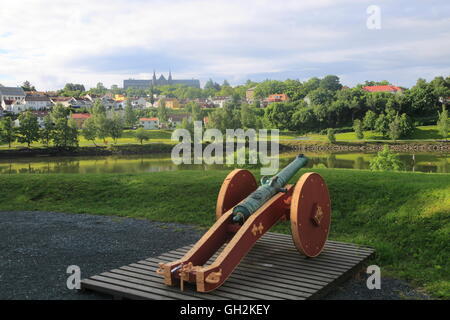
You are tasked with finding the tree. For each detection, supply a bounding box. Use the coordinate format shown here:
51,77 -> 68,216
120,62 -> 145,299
263,102 -> 296,130
135,128 -> 150,144
374,113 -> 389,138
22,81 -> 36,92
320,75 -> 342,91
178,118 -> 194,136
388,116 -> 401,141
408,79 -> 438,115
17,111 -> 40,147
308,88 -> 335,106
292,107 -> 316,133
82,117 -> 98,146
51,104 -> 78,148
370,145 -> 402,171
398,113 -> 414,137
207,105 -> 241,132
95,114 -> 111,144
91,100 -> 110,144
40,115 -> 54,146
204,79 -> 221,91
254,80 -> 286,99
92,99 -> 107,115
363,110 -> 377,130
109,113 -> 124,143
63,83 -> 85,92
438,105 -> 448,140
353,119 -> 364,140
327,128 -> 336,144
191,102 -> 203,122
0,117 -> 16,148
124,100 -> 137,128
240,104 -> 258,129
158,99 -> 168,123
283,79 -> 304,101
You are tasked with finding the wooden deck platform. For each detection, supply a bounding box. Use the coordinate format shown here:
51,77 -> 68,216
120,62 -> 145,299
80,232 -> 375,300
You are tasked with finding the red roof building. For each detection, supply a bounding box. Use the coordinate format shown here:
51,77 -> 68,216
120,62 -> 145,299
267,93 -> 289,103
71,113 -> 91,128
71,113 -> 91,119
139,117 -> 159,122
139,117 -> 160,130
363,85 -> 403,93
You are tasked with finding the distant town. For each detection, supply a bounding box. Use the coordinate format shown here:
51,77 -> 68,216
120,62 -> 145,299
0,72 -> 449,149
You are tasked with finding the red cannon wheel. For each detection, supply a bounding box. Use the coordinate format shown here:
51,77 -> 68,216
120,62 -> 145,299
215,169 -> 257,220
290,172 -> 331,257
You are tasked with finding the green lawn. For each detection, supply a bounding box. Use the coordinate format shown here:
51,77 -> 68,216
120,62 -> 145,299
0,169 -> 448,298
278,125 -> 449,142
1,126 -> 448,150
0,129 -> 175,149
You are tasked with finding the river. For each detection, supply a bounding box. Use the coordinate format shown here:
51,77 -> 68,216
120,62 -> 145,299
0,152 -> 448,174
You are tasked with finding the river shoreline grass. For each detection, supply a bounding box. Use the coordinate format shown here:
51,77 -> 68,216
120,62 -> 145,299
0,169 -> 448,298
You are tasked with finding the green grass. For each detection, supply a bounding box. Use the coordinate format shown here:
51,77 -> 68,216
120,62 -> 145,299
0,130 -> 175,149
278,125 -> 449,142
0,169 -> 448,298
1,126 -> 448,150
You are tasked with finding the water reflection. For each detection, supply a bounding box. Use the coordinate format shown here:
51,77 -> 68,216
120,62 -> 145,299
0,152 -> 448,174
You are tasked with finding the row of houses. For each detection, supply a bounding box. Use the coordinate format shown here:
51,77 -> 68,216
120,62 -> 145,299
0,87 -> 153,115
0,87 -> 240,116
11,108 -> 194,131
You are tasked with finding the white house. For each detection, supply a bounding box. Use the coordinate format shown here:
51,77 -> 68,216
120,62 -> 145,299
71,97 -> 93,109
50,97 -> 77,108
100,96 -> 119,110
168,114 -> 192,128
0,87 -> 26,103
139,117 -> 160,130
130,97 -> 147,109
24,95 -> 52,110
210,96 -> 232,108
13,111 -> 49,128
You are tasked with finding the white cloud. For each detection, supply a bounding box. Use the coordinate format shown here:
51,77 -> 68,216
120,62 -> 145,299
0,0 -> 449,89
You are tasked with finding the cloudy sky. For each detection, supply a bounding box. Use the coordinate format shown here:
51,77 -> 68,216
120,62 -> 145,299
0,0 -> 449,90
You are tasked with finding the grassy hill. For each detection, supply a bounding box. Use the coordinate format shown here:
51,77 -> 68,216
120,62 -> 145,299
0,169 -> 448,298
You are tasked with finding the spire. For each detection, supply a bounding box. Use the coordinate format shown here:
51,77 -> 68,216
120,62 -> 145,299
168,69 -> 173,84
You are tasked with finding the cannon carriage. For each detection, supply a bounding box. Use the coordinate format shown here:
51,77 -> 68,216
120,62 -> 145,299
157,155 -> 331,292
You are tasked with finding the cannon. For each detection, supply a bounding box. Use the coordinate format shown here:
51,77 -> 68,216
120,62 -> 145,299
156,155 -> 331,292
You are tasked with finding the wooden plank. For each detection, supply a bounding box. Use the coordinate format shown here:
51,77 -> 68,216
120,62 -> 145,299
80,279 -> 173,300
132,260 -> 306,299
117,266 -> 246,300
158,251 -> 346,276
141,259 -> 329,290
80,236 -> 374,300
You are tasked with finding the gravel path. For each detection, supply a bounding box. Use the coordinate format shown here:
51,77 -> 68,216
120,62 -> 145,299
0,211 -> 430,300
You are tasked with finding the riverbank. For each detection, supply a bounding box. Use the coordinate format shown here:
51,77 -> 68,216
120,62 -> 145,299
0,140 -> 448,159
0,143 -> 175,159
0,169 -> 448,298
280,140 -> 450,153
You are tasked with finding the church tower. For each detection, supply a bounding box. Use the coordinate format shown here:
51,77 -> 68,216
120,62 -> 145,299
168,70 -> 173,85
152,70 -> 157,86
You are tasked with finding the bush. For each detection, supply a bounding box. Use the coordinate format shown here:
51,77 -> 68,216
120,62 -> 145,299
134,128 -> 151,144
370,145 -> 403,171
327,128 -> 336,144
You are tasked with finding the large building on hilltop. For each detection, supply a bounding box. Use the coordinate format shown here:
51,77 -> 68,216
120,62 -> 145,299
123,71 -> 200,89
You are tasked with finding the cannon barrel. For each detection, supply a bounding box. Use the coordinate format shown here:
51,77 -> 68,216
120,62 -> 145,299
232,154 -> 309,224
